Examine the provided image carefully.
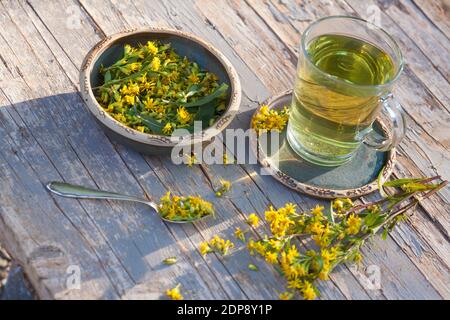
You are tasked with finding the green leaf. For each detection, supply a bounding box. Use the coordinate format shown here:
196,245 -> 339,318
195,103 -> 217,127
314,256 -> 324,273
325,205 -> 335,224
400,182 -> 438,193
137,114 -> 165,134
383,178 -> 428,188
104,70 -> 111,83
381,228 -> 389,240
377,167 -> 388,198
163,257 -> 177,265
182,83 -> 229,108
248,264 -> 259,271
99,69 -> 158,88
273,264 -> 285,277
185,84 -> 202,98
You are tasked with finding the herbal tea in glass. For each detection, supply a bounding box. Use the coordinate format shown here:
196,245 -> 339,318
287,17 -> 405,166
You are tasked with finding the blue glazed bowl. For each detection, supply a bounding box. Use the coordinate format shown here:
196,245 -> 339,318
80,28 -> 241,155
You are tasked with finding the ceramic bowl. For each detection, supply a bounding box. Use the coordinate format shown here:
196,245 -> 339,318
80,28 -> 241,155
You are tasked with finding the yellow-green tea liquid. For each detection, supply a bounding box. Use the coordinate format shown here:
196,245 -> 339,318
287,34 -> 396,166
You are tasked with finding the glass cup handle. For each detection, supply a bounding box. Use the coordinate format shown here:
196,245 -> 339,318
363,93 -> 406,151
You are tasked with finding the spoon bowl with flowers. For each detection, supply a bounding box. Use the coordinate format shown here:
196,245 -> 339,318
46,181 -> 214,224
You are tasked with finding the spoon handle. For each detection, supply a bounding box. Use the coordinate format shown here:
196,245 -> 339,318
46,181 -> 154,206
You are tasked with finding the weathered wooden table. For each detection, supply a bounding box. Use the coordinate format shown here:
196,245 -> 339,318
0,0 -> 449,300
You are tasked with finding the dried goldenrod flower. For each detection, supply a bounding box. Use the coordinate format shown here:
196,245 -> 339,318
222,153 -> 235,165
345,214 -> 362,235
246,213 -> 260,227
215,180 -> 232,197
265,251 -> 278,264
201,235 -> 234,256
199,242 -> 212,256
279,292 -> 294,300
210,235 -> 234,256
234,227 -> 246,242
301,281 -> 316,300
185,153 -> 198,167
166,284 -> 183,300
252,105 -> 289,134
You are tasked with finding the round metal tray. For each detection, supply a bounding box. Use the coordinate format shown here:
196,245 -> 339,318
249,90 -> 396,199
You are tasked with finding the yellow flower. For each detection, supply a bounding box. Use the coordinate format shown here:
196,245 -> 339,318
264,204 -> 295,238
346,214 -> 362,235
353,251 -> 363,263
247,239 -> 266,256
344,198 -> 353,207
279,292 -> 293,300
309,221 -> 324,235
200,242 -> 211,256
247,213 -> 259,227
333,199 -> 344,211
124,95 -> 135,105
223,153 -> 234,165
287,278 -> 302,289
150,56 -> 161,71
318,268 -> 330,280
113,113 -> 127,123
247,239 -> 256,254
286,245 -> 299,261
147,41 -> 158,55
162,123 -> 173,135
129,62 -> 141,72
265,251 -> 278,264
130,83 -> 140,95
268,239 -> 283,251
301,281 -> 316,300
177,106 -> 192,124
215,180 -> 231,197
166,284 -> 184,300
321,248 -> 337,264
284,203 -> 296,215
311,205 -> 324,217
209,235 -> 234,255
234,227 -> 246,242
252,105 -> 289,133
185,153 -> 197,167
136,126 -> 145,133
188,73 -> 200,84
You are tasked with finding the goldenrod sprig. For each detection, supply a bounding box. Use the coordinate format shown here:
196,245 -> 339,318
244,176 -> 447,300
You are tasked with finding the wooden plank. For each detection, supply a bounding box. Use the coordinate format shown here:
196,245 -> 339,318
0,0 -> 448,300
411,0 -> 450,38
378,0 -> 450,82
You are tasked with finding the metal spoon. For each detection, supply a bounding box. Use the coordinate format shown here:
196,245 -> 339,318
46,181 -> 209,224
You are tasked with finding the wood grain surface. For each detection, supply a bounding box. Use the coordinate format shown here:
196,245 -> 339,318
0,0 -> 448,299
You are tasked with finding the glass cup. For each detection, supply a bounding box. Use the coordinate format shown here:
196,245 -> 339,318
287,16 -> 405,167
